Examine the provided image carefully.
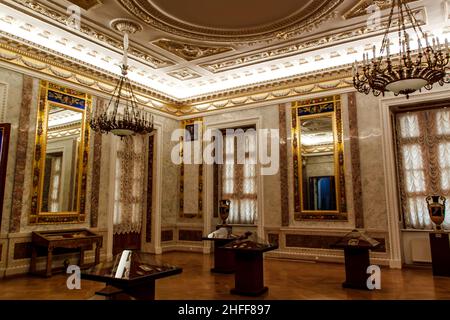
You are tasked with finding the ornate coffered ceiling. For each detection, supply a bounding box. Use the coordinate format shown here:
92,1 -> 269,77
0,0 -> 448,113
117,0 -> 343,43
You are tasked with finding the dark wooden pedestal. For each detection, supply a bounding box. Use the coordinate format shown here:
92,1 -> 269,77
230,251 -> 268,296
223,243 -> 277,296
429,232 -> 450,277
202,238 -> 236,274
342,247 -> 371,290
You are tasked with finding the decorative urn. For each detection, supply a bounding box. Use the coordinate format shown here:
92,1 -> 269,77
426,195 -> 446,231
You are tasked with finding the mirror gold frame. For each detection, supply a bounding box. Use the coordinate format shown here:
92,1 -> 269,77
291,95 -> 347,220
29,81 -> 91,224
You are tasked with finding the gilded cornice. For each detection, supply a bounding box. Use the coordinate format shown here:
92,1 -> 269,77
0,33 -> 181,115
118,0 -> 343,43
0,34 -> 357,117
177,69 -> 354,116
7,0 -> 174,69
201,7 -> 426,73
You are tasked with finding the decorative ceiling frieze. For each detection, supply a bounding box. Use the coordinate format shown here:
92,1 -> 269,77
7,0 -> 174,69
201,6 -> 426,73
179,71 -> 354,115
343,0 -> 418,20
0,34 -> 179,114
117,0 -> 344,43
152,39 -> 233,61
0,33 -> 358,117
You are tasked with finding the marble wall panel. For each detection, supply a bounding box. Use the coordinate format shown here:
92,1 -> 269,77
356,93 -> 388,230
0,68 -> 23,235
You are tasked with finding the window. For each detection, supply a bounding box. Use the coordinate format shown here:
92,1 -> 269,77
219,127 -> 257,224
113,136 -> 146,234
395,108 -> 450,230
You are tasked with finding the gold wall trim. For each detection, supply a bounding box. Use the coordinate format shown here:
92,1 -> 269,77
29,80 -> 91,224
291,95 -> 347,221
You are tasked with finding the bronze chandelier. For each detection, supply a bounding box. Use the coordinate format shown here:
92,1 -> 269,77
90,31 -> 154,137
353,0 -> 450,98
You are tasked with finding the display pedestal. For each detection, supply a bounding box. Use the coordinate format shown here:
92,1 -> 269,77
81,251 -> 182,300
222,241 -> 277,296
342,247 -> 371,290
202,237 -> 236,273
332,229 -> 380,290
230,250 -> 267,296
429,232 -> 450,277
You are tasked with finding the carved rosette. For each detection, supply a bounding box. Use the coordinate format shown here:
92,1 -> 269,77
110,18 -> 143,35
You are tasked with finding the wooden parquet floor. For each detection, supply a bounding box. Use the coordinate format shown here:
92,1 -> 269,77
0,252 -> 449,300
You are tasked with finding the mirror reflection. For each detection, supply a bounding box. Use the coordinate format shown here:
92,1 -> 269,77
300,115 -> 337,211
41,105 -> 82,213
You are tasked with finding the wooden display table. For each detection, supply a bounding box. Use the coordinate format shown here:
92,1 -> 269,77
30,229 -> 102,277
332,230 -> 380,290
81,251 -> 182,300
222,240 -> 278,296
429,231 -> 450,277
202,237 -> 236,273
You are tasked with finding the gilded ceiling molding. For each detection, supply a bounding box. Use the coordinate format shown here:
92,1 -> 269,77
201,7 -> 426,73
67,0 -> 102,11
8,0 -> 174,69
0,34 -> 179,115
343,0 -> 417,20
152,39 -> 233,61
176,72 -> 354,116
0,35 -> 356,116
117,0 -> 343,43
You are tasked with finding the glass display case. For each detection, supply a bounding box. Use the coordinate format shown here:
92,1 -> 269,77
81,251 -> 182,300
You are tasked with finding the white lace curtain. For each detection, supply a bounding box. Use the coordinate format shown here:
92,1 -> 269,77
396,108 -> 450,230
220,130 -> 257,224
113,135 -> 146,234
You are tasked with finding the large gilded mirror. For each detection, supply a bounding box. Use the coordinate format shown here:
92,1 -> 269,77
30,81 -> 91,224
292,95 -> 347,220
